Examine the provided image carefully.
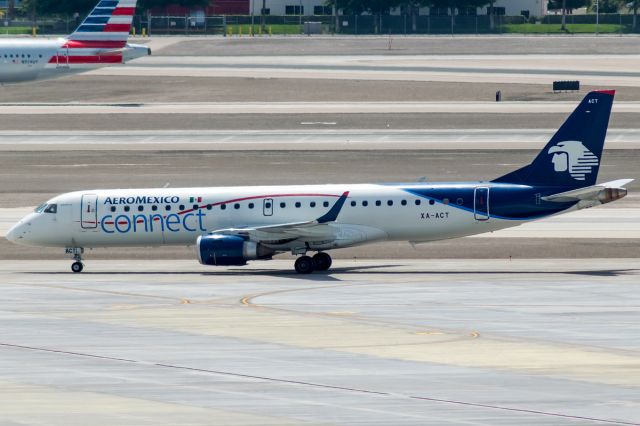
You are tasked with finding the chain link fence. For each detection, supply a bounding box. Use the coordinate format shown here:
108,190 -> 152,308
0,14 -> 638,36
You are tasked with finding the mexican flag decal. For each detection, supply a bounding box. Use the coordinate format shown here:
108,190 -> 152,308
189,196 -> 202,203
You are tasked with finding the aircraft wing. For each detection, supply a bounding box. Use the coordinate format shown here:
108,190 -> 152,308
542,179 -> 634,203
208,191 -> 349,242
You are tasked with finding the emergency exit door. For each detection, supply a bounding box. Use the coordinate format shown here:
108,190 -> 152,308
263,198 -> 273,216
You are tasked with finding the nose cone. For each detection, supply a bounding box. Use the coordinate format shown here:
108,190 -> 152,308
5,222 -> 21,243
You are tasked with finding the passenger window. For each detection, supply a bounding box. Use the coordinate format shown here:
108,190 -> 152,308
295,202 -> 301,208
443,198 -> 450,205
44,204 -> 57,214
362,201 -> 368,207
110,206 -> 116,213
193,204 -> 199,210
375,200 -> 381,206
206,204 -> 212,210
137,206 -> 143,212
350,201 -> 356,207
401,200 -> 407,206
323,201 -> 329,207
221,204 -> 227,210
264,202 -> 271,209
248,203 -> 254,209
165,205 -> 171,211
151,205 -> 158,211
179,204 -> 185,210
415,199 -> 421,206
124,206 -> 130,212
310,201 -> 316,208
457,198 -> 464,205
387,200 -> 393,206
234,203 -> 240,209
429,199 -> 435,205
280,202 -> 286,208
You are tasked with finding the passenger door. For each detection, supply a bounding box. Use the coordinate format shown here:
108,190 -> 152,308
81,194 -> 98,229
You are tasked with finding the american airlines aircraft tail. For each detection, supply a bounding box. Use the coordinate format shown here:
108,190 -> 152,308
0,0 -> 148,83
6,91 -> 633,274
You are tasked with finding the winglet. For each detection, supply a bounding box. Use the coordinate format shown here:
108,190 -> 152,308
317,192 -> 349,224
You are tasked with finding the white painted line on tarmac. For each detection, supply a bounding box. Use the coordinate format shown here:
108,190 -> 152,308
0,129 -> 638,150
0,101 -> 638,115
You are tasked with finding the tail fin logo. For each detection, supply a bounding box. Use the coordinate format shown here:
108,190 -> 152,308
548,141 -> 599,181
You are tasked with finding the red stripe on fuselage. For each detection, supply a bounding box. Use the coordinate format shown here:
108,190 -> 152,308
48,55 -> 123,64
62,40 -> 127,49
178,193 -> 342,215
104,23 -> 131,32
112,7 -> 135,15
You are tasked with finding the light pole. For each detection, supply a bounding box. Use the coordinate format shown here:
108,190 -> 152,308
595,0 -> 599,35
251,0 -> 254,35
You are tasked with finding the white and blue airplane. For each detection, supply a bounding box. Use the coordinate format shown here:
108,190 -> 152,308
6,91 -> 632,273
0,0 -> 148,83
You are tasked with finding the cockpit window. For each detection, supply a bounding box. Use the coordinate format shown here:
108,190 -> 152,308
44,204 -> 57,214
34,203 -> 47,213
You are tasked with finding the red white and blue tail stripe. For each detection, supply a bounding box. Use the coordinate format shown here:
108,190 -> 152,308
67,0 -> 136,44
48,0 -> 137,66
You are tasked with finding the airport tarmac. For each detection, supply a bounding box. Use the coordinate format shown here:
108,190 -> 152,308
1,35 -> 639,425
1,259 -> 639,425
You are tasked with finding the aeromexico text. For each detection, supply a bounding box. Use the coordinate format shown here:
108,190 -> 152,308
104,196 -> 181,205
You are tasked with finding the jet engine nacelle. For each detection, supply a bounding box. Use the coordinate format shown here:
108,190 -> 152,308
197,234 -> 274,266
123,43 -> 151,62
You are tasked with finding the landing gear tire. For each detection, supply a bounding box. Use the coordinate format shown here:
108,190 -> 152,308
294,256 -> 315,274
71,261 -> 84,273
312,252 -> 332,271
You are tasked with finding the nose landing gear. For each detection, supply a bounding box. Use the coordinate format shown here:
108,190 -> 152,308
65,247 -> 85,273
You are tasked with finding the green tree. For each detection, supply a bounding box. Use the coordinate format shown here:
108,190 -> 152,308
21,0 -> 98,16
398,0 -> 430,32
630,0 -> 640,30
426,0 -> 491,29
334,0 -> 403,32
549,0 -> 590,30
590,0 -> 624,13
138,0 -> 209,13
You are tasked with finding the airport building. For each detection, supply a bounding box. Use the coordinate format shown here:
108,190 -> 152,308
155,0 -> 548,18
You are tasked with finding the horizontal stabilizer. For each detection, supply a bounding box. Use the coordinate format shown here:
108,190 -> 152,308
542,179 -> 633,203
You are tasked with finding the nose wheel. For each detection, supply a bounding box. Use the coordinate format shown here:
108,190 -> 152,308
71,261 -> 84,273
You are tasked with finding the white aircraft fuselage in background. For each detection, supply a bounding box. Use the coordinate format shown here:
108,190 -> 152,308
0,0 -> 147,83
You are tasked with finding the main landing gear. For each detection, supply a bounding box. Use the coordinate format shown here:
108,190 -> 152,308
294,252 -> 333,274
66,247 -> 84,273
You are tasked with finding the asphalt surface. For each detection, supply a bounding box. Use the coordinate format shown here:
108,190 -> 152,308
1,259 -> 639,425
154,35 -> 640,56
